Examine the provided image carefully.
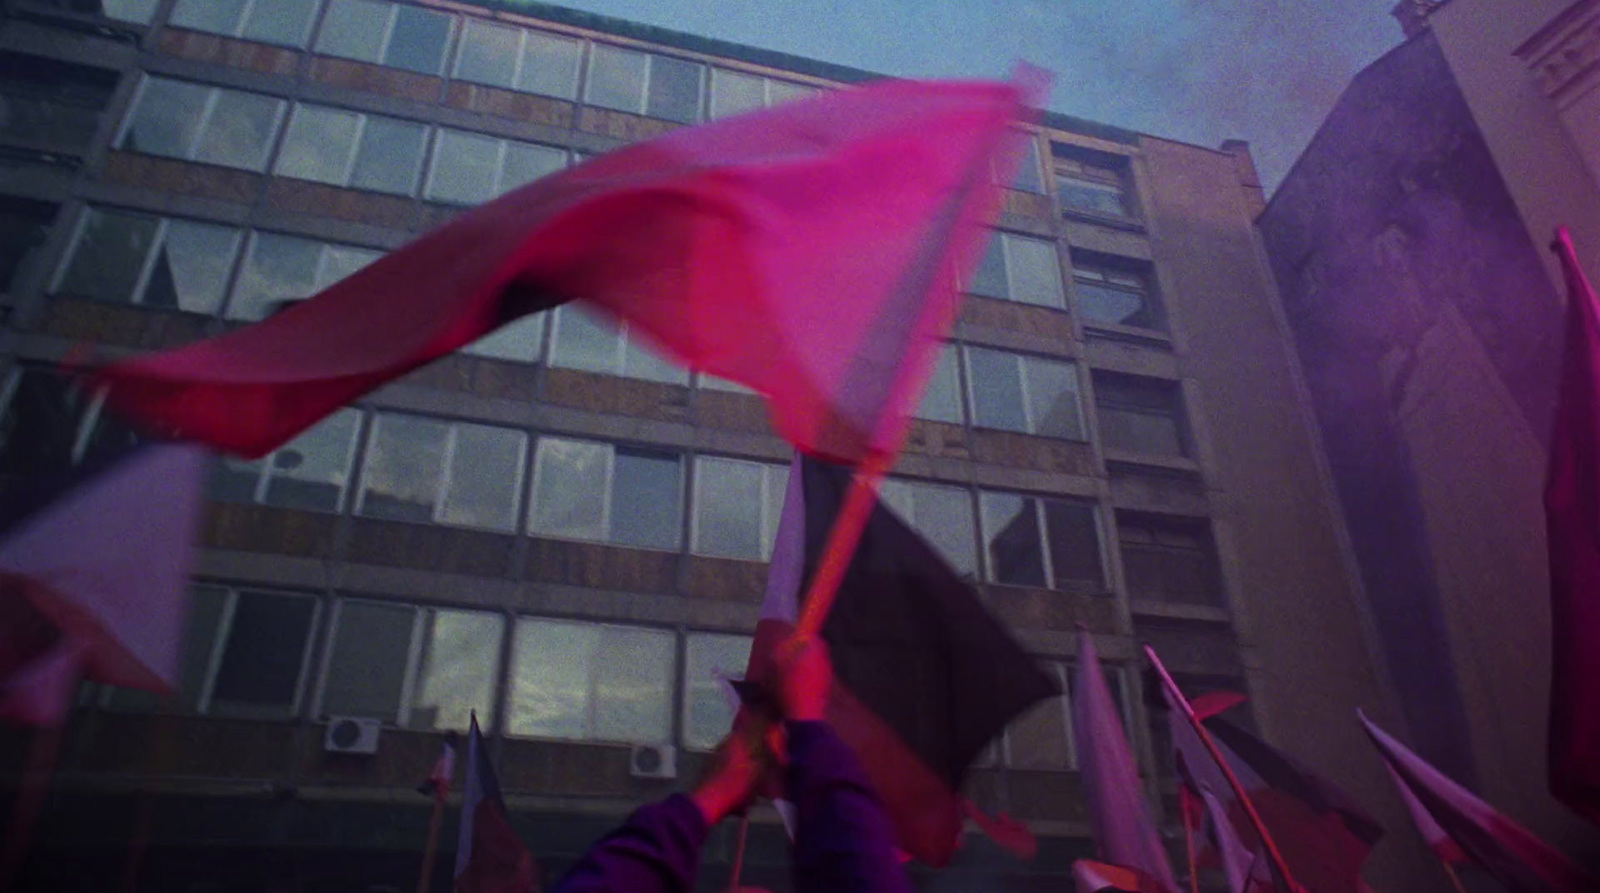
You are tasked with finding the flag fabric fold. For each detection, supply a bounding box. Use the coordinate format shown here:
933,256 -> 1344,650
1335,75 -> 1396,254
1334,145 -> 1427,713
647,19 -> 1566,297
1543,226 -> 1600,825
455,714 -> 539,893
742,453 -> 1059,866
1359,710 -> 1598,893
1072,629 -> 1177,892
90,75 -> 1044,465
1071,859 -> 1172,893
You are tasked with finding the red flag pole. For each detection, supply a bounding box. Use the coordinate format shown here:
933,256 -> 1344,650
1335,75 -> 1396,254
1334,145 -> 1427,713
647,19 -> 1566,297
1144,646 -> 1301,893
0,724 -> 64,888
794,450 -> 893,637
1440,860 -> 1469,893
1181,794 -> 1200,893
726,812 -> 750,892
416,788 -> 447,893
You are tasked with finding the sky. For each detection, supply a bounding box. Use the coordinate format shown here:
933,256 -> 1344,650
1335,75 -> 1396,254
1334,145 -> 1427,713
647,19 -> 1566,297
534,0 -> 1403,191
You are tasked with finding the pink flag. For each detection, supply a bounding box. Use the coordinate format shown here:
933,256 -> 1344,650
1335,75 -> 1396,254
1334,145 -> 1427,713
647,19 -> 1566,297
91,74 -> 1045,465
1359,711 -> 1598,893
1072,629 -> 1177,892
1544,227 -> 1600,825
1198,787 -> 1265,893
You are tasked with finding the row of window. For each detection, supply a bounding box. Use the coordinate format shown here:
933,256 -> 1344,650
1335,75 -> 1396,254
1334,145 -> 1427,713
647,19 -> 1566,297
98,584 -> 1139,772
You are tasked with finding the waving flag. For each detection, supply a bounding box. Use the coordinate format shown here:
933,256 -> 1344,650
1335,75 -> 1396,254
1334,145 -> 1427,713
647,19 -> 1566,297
456,715 -> 539,893
91,74 -> 1044,465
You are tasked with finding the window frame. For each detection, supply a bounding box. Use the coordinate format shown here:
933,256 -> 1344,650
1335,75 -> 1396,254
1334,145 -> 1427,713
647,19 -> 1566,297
314,0 -> 457,76
354,411 -> 530,533
1093,372 -> 1189,458
979,489 -> 1107,592
963,346 -> 1086,441
1071,253 -> 1162,331
1053,148 -> 1134,221
526,435 -> 686,550
547,305 -> 690,385
212,406 -> 363,513
689,455 -> 789,561
169,0 -> 319,48
116,76 -> 287,172
505,616 -> 677,744
191,585 -> 322,719
450,17 -> 584,100
224,230 -> 384,321
423,128 -> 568,207
584,43 -> 706,123
52,206 -> 246,314
680,630 -> 754,751
273,102 -> 428,196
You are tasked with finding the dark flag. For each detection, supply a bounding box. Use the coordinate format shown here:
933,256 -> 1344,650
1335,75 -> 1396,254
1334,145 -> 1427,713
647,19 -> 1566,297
742,454 -> 1060,866
455,715 -> 539,893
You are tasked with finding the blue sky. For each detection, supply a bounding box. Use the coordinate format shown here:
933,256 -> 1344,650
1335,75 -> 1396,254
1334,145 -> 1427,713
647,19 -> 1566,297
533,0 -> 1401,190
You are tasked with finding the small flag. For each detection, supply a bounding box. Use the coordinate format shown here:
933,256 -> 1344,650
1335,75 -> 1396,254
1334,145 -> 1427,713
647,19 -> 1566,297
1199,787 -> 1267,893
1359,711 -> 1598,893
0,443 -> 207,726
90,73 -> 1046,466
455,715 -> 539,893
1071,859 -> 1172,893
742,453 -> 1060,866
417,731 -> 457,800
1072,629 -> 1177,891
1543,227 -> 1600,825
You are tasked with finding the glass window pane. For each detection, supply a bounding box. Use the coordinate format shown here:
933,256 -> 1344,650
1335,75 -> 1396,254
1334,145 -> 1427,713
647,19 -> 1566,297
350,116 -> 425,195
440,423 -> 526,531
762,464 -> 789,560
517,30 -> 581,99
1007,235 -> 1065,309
411,609 -> 503,731
905,482 -> 977,576
321,600 -> 414,722
0,198 -> 55,294
766,80 -> 814,105
1101,405 -> 1184,456
969,233 -> 1008,299
966,347 -> 1027,433
1045,499 -> 1103,589
1058,175 -> 1127,218
693,457 -> 763,559
139,219 -> 239,314
982,492 -> 1045,587
1008,684 -> 1072,769
193,90 -> 281,171
454,18 -> 518,88
358,413 -> 449,523
594,626 -> 673,742
621,329 -> 689,385
509,619 -> 598,739
463,314 -> 545,363
262,408 -> 360,512
709,69 -> 763,119
315,0 -> 388,64
611,448 -> 682,550
914,345 -> 962,424
500,142 -> 566,194
209,590 -> 315,717
241,0 -> 318,47
550,305 -> 621,375
211,454 -> 265,504
1076,279 -> 1151,328
315,244 -> 382,291
58,208 -> 158,303
586,44 -> 646,114
683,633 -> 752,750
426,129 -> 499,206
646,55 -> 702,123
1011,138 -> 1045,195
121,78 -> 208,159
102,0 -> 159,23
1024,357 -> 1084,440
385,4 -> 452,74
170,0 -> 244,35
528,437 -> 608,541
228,232 -> 322,320
275,105 -> 360,185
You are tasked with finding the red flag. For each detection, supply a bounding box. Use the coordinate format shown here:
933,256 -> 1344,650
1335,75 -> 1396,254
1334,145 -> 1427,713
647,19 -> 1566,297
455,715 -> 539,893
1544,227 -> 1600,825
90,74 -> 1045,465
1072,859 -> 1172,893
1359,711 -> 1598,893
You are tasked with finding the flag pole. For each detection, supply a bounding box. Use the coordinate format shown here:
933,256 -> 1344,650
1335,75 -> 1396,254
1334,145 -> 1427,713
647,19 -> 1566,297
417,788 -> 447,893
0,724 -> 64,889
1144,646 -> 1301,893
1440,860 -> 1469,893
726,811 -> 750,892
1181,798 -> 1200,893
794,450 -> 893,636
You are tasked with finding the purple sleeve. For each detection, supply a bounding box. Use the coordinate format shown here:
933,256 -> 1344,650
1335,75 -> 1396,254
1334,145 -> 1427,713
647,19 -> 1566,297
785,720 -> 915,893
550,793 -> 709,893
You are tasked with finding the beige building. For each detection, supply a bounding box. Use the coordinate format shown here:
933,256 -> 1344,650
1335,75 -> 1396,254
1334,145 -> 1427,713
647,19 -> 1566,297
0,0 -> 1435,890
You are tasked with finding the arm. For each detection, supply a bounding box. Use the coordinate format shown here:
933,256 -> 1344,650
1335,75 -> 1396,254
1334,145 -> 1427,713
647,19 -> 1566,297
786,720 -> 915,893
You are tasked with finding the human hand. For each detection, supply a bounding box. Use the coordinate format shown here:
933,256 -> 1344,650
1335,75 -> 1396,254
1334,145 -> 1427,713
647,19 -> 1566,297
770,634 -> 831,722
690,718 -> 770,825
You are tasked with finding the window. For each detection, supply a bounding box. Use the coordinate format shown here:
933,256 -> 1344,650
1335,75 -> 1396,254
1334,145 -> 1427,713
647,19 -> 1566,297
1120,515 -> 1222,607
0,366 -> 97,476
315,0 -> 455,75
356,413 -> 528,532
707,68 -> 815,119
56,208 -> 243,314
453,18 -> 582,100
227,232 -> 382,321
1074,254 -> 1161,330
462,315 -> 546,364
965,347 -> 1085,440
967,232 -> 1065,308
682,633 -> 753,750
1095,374 -> 1187,457
586,45 -> 704,124
170,0 -> 320,48
913,345 -> 963,425
58,0 -> 159,24
878,479 -> 977,576
980,491 -> 1104,591
0,53 -> 117,153
528,437 -> 684,550
426,129 -> 567,206
548,305 -> 688,385
274,104 -> 427,195
318,600 -> 504,730
212,408 -> 361,512
994,133 -> 1046,196
119,77 -> 285,171
1004,663 -> 1073,770
1054,146 -> 1131,219
508,619 -> 675,743
692,457 -> 788,560
0,197 -> 57,293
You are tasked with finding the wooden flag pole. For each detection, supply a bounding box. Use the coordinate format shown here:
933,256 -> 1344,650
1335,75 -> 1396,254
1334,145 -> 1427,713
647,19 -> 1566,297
416,788 -> 448,893
0,724 -> 65,889
1181,800 -> 1200,893
794,450 -> 893,637
1144,646 -> 1302,893
1440,859 -> 1470,893
726,811 -> 751,893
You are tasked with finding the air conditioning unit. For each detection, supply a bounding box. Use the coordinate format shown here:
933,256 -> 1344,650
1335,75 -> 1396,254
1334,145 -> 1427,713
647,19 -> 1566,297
629,743 -> 677,780
324,717 -> 382,755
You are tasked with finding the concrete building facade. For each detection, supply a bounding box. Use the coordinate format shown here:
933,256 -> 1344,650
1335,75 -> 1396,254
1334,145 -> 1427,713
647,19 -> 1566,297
0,1 -> 1427,890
